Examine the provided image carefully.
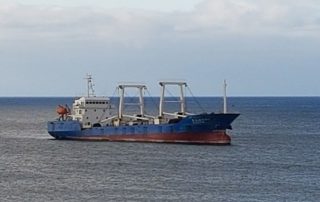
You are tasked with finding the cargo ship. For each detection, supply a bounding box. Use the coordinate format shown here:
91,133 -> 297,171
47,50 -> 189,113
47,75 -> 239,144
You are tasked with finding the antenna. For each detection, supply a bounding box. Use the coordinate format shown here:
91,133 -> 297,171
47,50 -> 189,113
85,74 -> 95,97
223,79 -> 227,114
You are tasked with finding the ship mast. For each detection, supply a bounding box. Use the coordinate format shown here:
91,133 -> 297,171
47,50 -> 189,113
118,84 -> 147,120
223,79 -> 227,114
85,74 -> 95,97
159,81 -> 187,118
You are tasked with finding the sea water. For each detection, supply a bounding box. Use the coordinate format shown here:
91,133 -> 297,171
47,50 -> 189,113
0,97 -> 319,201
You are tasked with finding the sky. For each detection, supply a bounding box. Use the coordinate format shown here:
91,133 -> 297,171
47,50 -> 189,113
0,0 -> 319,96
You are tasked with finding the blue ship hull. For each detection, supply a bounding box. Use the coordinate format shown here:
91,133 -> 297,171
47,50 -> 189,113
47,113 -> 239,144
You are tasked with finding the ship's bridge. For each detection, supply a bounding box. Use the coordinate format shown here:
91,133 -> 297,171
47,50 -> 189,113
74,97 -> 110,107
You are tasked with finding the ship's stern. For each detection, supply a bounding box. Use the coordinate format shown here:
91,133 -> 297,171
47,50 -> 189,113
47,120 -> 82,140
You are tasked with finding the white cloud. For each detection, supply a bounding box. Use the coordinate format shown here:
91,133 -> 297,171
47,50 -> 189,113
0,0 -> 319,45
175,0 -> 320,36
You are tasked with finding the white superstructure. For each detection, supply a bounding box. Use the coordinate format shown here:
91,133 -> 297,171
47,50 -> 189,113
71,96 -> 111,128
70,74 -> 112,128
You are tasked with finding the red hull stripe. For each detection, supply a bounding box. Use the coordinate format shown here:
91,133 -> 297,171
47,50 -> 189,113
64,132 -> 231,144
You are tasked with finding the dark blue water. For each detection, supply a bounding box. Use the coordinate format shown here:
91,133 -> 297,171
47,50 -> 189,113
0,97 -> 319,201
